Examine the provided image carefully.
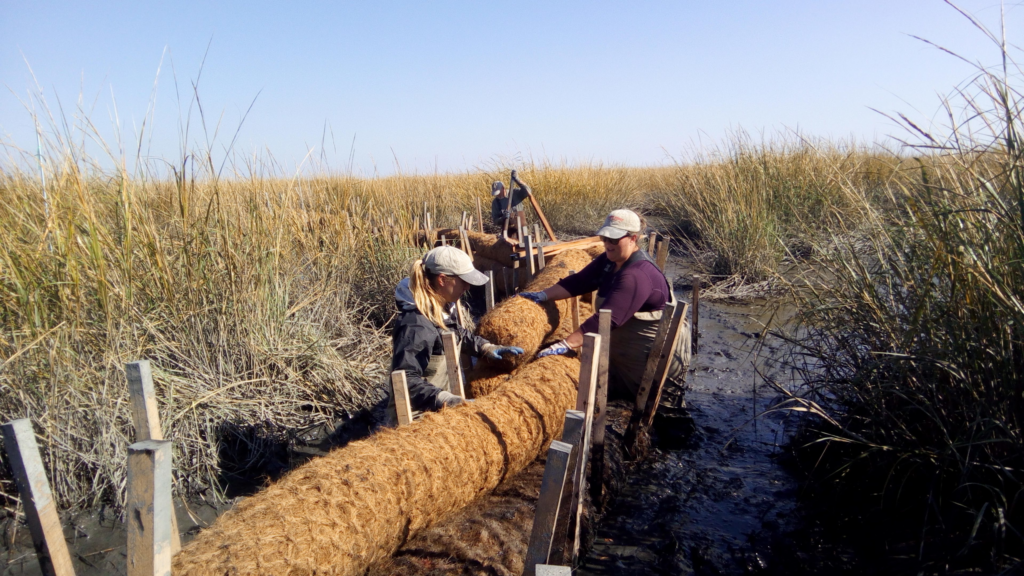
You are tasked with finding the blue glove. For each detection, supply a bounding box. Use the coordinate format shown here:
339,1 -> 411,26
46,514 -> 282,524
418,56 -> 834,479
484,344 -> 525,361
538,339 -> 574,358
519,291 -> 548,304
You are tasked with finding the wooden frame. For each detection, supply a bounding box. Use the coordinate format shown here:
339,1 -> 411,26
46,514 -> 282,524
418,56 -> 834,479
588,310 -> 612,509
1,419 -> 75,576
549,411 -> 586,564
485,270 -> 496,311
692,274 -> 701,353
570,333 -> 601,563
640,303 -> 689,430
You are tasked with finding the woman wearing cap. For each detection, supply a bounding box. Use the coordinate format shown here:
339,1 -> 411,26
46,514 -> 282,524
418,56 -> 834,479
386,246 -> 523,424
518,209 -> 688,399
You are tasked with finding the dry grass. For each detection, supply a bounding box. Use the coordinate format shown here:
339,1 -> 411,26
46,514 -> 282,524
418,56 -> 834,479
172,354 -> 580,576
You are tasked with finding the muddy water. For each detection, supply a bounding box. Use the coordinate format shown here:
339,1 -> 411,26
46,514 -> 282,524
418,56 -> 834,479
580,285 -> 855,575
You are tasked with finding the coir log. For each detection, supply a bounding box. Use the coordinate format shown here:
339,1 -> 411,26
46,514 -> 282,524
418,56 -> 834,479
172,355 -> 581,576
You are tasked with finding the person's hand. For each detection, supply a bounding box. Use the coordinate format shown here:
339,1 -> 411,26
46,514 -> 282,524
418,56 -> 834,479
538,340 -> 575,358
484,345 -> 524,361
435,391 -> 465,409
519,291 -> 548,304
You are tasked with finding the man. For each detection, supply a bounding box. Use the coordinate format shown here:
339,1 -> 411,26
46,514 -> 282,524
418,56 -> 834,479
490,180 -> 529,236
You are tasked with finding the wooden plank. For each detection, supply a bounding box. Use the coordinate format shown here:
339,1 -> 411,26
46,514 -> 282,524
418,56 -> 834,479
537,244 -> 546,271
461,210 -> 468,229
440,331 -> 465,398
512,260 -> 520,294
535,566 -> 571,576
656,238 -> 670,271
485,270 -> 495,311
642,303 -> 689,429
524,191 -> 558,242
571,333 -> 601,563
549,411 -> 586,565
692,274 -> 701,354
458,226 -> 472,257
534,223 -> 543,243
515,236 -> 602,260
588,309 -> 612,509
648,231 -> 657,256
127,439 -> 172,576
523,439 -> 576,576
633,300 -> 678,414
1,419 -> 75,576
569,273 -> 580,332
125,361 -> 181,555
475,196 -> 484,233
391,371 -> 415,426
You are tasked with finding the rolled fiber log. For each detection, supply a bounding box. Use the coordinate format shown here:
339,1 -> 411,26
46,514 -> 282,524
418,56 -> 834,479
465,364 -> 518,399
365,402 -> 633,576
477,249 -> 595,370
172,355 -> 582,576
465,230 -> 516,267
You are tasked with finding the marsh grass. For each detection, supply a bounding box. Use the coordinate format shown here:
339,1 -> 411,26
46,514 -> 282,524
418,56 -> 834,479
775,24 -> 1024,569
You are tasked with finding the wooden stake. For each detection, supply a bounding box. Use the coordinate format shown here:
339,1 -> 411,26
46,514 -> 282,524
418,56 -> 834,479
570,333 -> 601,564
461,210 -> 468,229
458,226 -> 472,258
656,238 -> 670,271
523,235 -> 536,281
648,231 -> 657,256
475,196 -> 484,233
1,419 -> 75,576
125,361 -> 181,555
633,301 -> 678,415
516,211 -> 525,240
692,274 -> 701,354
589,309 -> 612,509
441,331 -> 465,398
537,243 -> 546,270
390,371 -> 415,426
127,439 -> 172,576
549,411 -> 586,564
524,438 -> 577,576
641,303 -> 689,429
512,260 -> 520,294
485,270 -> 495,311
467,216 -> 474,233
534,223 -> 542,243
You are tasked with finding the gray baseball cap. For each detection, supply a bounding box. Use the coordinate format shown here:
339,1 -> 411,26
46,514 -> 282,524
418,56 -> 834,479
423,246 -> 489,286
595,209 -> 643,239
491,181 -> 506,197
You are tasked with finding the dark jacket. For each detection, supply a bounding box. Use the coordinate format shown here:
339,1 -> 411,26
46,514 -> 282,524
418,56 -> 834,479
490,187 -> 529,226
556,249 -> 670,334
389,278 -> 490,410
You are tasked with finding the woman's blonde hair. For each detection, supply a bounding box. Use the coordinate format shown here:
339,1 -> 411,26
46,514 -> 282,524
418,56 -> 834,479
408,259 -> 449,329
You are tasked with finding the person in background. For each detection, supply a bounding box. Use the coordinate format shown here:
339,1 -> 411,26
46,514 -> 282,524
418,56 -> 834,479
386,246 -> 523,424
517,209 -> 689,399
490,180 -> 529,236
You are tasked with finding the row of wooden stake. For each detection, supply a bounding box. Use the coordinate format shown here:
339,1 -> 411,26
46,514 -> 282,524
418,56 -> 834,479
2,360 -> 178,576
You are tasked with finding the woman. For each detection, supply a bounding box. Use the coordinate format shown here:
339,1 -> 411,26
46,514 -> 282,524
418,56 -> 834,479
387,246 -> 523,424
519,209 -> 689,399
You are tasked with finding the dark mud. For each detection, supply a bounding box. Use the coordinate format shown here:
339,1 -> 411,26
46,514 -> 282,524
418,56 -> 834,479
580,281 -> 865,575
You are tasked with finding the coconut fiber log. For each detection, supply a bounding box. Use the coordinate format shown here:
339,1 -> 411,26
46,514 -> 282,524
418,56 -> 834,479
465,230 -> 517,267
172,355 -> 581,576
476,249 -> 595,371
364,402 -> 633,576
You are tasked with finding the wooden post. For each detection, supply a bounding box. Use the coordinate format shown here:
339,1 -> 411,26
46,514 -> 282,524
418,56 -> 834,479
537,244 -> 546,271
512,260 -> 520,294
570,298 -> 580,332
516,211 -> 525,240
656,238 -> 670,271
590,289 -> 598,306
523,439 -> 576,576
1,419 -> 75,576
641,303 -> 689,430
127,439 -> 172,576
461,210 -> 468,229
441,331 -> 465,398
485,270 -> 495,311
648,231 -> 657,257
467,216 -> 474,233
535,223 -> 543,243
536,566 -> 571,576
458,226 -> 472,258
570,333 -> 601,563
125,361 -> 181,555
589,309 -> 612,509
549,411 -> 586,564
391,371 -> 415,426
475,196 -> 484,233
523,234 -> 536,276
692,274 -> 701,354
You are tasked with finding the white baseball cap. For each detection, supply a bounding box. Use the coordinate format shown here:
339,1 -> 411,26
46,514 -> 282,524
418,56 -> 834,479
491,181 -> 506,197
595,209 -> 643,239
423,246 -> 489,286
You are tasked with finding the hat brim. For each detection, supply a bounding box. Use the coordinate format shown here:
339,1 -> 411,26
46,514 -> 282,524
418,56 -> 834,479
458,268 -> 490,286
491,190 -> 502,197
595,226 -> 630,239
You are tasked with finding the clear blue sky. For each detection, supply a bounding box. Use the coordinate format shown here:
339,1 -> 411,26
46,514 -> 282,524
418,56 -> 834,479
2,1 -> 1021,176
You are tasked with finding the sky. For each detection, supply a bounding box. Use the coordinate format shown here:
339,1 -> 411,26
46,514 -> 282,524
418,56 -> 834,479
1,1 -> 1022,176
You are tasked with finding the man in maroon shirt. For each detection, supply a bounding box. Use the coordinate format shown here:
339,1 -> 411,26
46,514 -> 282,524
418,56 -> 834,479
519,210 -> 689,399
